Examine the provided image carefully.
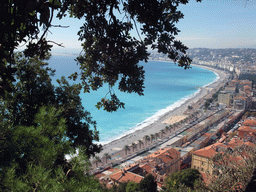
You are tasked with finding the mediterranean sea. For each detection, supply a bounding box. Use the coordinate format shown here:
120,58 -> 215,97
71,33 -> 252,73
47,55 -> 217,144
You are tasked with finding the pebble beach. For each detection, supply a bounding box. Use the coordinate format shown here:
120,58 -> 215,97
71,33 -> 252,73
95,64 -> 229,162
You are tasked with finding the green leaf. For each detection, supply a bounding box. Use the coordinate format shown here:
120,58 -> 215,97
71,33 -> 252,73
49,0 -> 61,8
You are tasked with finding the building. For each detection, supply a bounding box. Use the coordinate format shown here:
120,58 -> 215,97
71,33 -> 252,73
191,143 -> 221,175
238,119 -> 256,143
233,96 -> 248,110
218,91 -> 232,107
191,138 -> 255,175
110,169 -> 144,185
141,148 -> 181,176
242,118 -> 256,127
104,147 -> 180,188
244,85 -> 252,93
237,80 -> 252,92
94,167 -> 121,188
224,86 -> 236,94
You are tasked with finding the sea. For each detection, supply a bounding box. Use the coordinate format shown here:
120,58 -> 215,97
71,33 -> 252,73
47,55 -> 218,145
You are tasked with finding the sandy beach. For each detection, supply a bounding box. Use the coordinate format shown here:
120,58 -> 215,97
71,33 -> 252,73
95,64 -> 229,165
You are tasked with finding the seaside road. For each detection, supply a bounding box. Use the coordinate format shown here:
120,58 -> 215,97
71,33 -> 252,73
91,109 -> 221,174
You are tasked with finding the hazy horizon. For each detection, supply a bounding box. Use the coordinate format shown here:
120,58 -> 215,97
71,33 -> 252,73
16,0 -> 256,51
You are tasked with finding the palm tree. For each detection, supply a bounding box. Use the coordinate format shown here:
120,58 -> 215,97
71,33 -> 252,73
93,156 -> 101,167
155,132 -> 159,140
138,139 -> 143,149
124,145 -> 130,155
169,125 -> 173,132
144,135 -> 150,146
103,153 -> 111,164
150,134 -> 155,143
165,126 -> 170,133
131,142 -> 137,152
195,111 -> 199,118
160,129 -> 165,138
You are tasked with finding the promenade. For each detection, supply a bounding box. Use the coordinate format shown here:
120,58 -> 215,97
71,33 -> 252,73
90,65 -> 230,172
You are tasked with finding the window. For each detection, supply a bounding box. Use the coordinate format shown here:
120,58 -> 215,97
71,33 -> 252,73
201,167 -> 204,172
194,165 -> 196,169
201,161 -> 204,165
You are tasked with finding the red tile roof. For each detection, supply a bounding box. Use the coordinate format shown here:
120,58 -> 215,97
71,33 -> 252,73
140,164 -> 154,174
146,148 -> 180,163
242,119 -> 256,127
95,173 -> 106,179
193,138 -> 255,159
234,96 -> 247,100
110,171 -> 144,183
244,85 -> 251,89
231,79 -> 239,83
203,133 -> 212,138
201,172 -> 211,185
238,125 -> 253,131
245,119 -> 256,126
193,143 -> 225,158
240,81 -> 252,85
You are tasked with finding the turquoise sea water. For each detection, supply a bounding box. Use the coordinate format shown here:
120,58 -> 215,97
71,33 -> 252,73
48,56 -> 217,144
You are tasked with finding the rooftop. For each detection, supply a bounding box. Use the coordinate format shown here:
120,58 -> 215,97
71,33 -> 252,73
234,96 -> 247,100
193,138 -> 254,159
110,170 -> 144,183
146,148 -> 180,163
242,119 -> 256,127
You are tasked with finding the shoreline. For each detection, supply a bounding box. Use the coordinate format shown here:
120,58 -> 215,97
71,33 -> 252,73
97,88 -> 202,146
96,63 -> 230,159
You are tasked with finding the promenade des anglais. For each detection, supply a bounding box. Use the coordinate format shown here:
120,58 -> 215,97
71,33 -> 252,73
90,48 -> 256,190
3,0 -> 256,191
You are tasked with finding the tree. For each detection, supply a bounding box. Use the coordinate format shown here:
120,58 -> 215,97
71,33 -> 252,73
1,0 -> 201,106
124,145 -> 130,156
165,126 -> 170,134
138,140 -> 143,149
188,105 -> 193,110
144,135 -> 150,146
126,181 -> 140,192
0,53 -> 104,190
150,134 -> 155,143
109,181 -> 129,192
164,168 -> 202,191
206,145 -> 256,192
103,153 -> 111,164
155,133 -> 159,140
1,0 -> 203,190
169,125 -> 174,132
93,156 -> 101,168
139,174 -> 157,192
4,53 -> 101,158
160,129 -> 165,138
0,107 -> 103,191
131,142 -> 137,152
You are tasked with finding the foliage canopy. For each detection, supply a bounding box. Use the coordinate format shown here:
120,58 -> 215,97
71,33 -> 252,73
164,168 -> 202,191
1,0 -> 204,191
1,0 -> 201,109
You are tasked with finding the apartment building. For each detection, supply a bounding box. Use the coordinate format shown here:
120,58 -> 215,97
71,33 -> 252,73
191,138 -> 255,175
141,148 -> 181,176
218,91 -> 232,107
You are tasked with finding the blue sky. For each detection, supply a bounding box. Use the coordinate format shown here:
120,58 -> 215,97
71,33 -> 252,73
47,0 -> 256,50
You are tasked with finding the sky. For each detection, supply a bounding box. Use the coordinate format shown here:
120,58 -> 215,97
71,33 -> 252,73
45,0 -> 256,50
